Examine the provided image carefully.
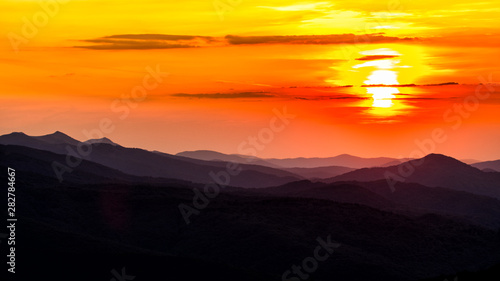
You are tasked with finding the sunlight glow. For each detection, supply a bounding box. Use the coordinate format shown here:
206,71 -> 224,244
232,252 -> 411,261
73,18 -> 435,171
364,70 -> 399,85
367,87 -> 399,108
258,2 -> 331,11
347,47 -> 417,117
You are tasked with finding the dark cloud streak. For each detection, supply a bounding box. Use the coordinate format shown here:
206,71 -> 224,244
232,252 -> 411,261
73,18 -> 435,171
225,34 -> 416,45
356,55 -> 400,61
171,92 -> 275,99
75,33 -> 418,50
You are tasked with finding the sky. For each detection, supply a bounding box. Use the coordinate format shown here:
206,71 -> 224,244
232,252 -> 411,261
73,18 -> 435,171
1,0 -> 500,160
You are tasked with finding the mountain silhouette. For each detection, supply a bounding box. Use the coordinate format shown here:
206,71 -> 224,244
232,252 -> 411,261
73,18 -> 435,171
3,131 -> 500,280
83,137 -> 120,146
176,150 -> 279,167
327,154 -> 500,199
263,178 -> 500,229
0,132 -> 301,188
264,153 -> 401,169
15,175 -> 500,281
281,165 -> 356,179
35,131 -> 81,145
0,144 -> 181,185
178,150 -> 358,178
0,131 -> 79,154
472,159 -> 500,172
178,150 -> 402,169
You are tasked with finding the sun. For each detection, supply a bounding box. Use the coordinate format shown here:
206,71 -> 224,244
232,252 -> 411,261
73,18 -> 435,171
330,44 -> 428,118
365,70 -> 399,85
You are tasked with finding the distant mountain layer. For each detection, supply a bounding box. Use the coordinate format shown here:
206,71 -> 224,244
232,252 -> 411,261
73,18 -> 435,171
177,150 -> 359,179
178,150 -> 402,169
472,160 -> 500,172
264,154 -> 404,168
176,150 -> 279,167
281,165 -> 356,179
326,154 -> 500,199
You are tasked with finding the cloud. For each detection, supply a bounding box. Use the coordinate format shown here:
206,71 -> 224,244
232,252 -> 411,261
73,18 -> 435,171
75,34 -> 220,50
360,82 -> 459,87
356,55 -> 400,61
294,95 -> 366,101
75,33 -> 417,50
103,34 -> 215,41
171,92 -> 275,99
225,33 -> 417,45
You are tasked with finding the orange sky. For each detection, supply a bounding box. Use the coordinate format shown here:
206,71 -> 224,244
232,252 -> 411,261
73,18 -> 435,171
1,0 -> 500,160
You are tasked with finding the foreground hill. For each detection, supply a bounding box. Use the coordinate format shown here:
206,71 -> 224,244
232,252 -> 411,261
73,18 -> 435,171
10,178 -> 500,281
262,180 -> 500,229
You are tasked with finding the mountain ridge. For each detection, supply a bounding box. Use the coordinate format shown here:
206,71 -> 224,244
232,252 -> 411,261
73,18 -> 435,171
327,153 -> 500,199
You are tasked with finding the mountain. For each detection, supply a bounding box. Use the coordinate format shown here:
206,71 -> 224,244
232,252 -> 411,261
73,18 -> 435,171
83,137 -> 120,146
355,180 -> 500,229
0,144 -> 181,185
280,165 -> 356,179
0,131 -> 78,154
34,131 -> 81,145
176,150 -> 279,167
262,179 -> 500,229
461,159 -> 481,164
4,133 -> 500,280
326,154 -> 500,199
262,180 -> 394,210
472,160 -> 500,172
174,157 -> 357,180
15,176 -> 500,281
0,131 -> 118,150
264,154 -> 401,169
178,150 -> 404,169
0,132 -> 301,188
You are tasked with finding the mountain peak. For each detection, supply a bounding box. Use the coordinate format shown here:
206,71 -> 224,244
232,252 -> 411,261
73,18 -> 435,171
84,137 -> 119,146
52,130 -> 66,136
7,132 -> 27,136
336,153 -> 355,158
35,131 -> 80,145
422,153 -> 462,163
406,154 -> 471,170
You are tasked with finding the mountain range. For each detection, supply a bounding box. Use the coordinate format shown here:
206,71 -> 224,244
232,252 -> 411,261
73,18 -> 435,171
2,131 -> 500,280
178,149 -> 405,169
